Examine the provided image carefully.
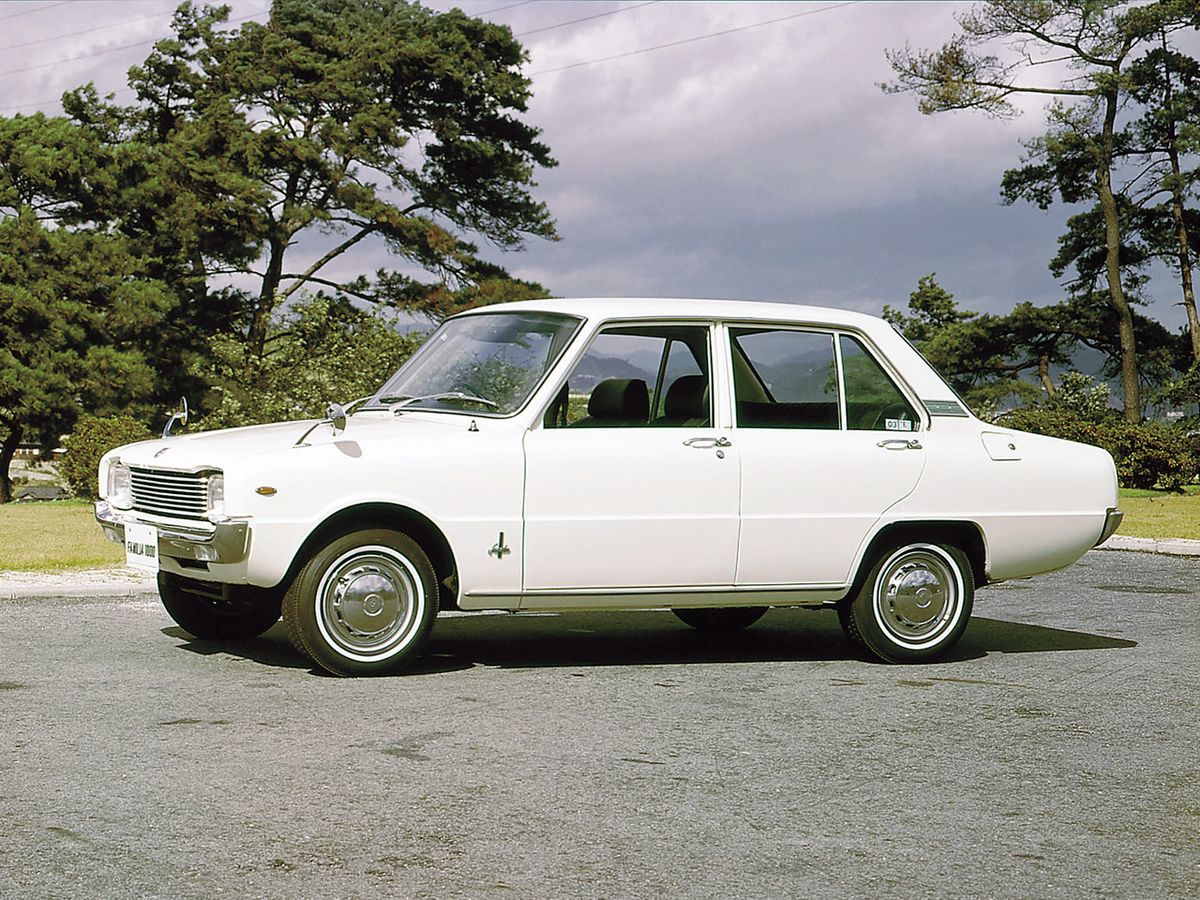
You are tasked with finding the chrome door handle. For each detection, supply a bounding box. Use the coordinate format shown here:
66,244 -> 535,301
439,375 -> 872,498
877,438 -> 922,450
683,436 -> 732,449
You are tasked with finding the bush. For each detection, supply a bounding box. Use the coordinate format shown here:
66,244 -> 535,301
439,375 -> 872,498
997,406 -> 1197,491
61,415 -> 154,500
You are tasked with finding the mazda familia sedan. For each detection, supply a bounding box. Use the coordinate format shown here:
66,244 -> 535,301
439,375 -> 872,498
96,298 -> 1123,676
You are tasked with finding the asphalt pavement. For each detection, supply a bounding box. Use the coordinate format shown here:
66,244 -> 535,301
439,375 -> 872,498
1,549 -> 1197,899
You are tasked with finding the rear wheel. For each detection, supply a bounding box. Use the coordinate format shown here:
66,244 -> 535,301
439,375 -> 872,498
282,529 -> 438,676
840,542 -> 973,662
673,606 -> 767,631
158,572 -> 282,640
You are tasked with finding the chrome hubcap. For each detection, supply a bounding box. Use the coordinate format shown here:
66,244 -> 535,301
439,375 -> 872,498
316,547 -> 424,660
874,546 -> 960,646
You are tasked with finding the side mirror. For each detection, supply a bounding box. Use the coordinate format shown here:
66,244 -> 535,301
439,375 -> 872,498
162,397 -> 189,439
326,402 -> 347,433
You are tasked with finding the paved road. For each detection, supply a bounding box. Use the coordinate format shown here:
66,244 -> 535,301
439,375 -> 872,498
1,551 -> 1197,899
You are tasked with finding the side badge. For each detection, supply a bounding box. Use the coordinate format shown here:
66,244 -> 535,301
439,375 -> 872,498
488,532 -> 511,560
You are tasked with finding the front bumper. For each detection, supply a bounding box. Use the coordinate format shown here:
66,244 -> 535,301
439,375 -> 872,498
1095,506 -> 1124,547
95,501 -> 251,565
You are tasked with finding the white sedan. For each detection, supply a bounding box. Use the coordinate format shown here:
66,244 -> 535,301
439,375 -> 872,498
96,298 -> 1122,675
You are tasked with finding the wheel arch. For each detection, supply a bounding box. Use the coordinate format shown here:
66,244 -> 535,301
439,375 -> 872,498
849,520 -> 988,600
284,503 -> 459,609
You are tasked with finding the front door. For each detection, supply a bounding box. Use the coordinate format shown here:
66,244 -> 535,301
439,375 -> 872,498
522,323 -> 740,593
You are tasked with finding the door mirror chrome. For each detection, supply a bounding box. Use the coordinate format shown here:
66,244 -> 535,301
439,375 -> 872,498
326,402 -> 348,433
162,397 -> 189,438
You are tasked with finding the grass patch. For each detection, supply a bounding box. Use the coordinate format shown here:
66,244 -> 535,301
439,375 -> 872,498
0,499 -> 124,572
1117,485 -> 1200,541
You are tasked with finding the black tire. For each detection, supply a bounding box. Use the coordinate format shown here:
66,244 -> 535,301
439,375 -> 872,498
839,542 -> 973,663
281,529 -> 438,676
673,606 -> 767,631
158,572 -> 282,640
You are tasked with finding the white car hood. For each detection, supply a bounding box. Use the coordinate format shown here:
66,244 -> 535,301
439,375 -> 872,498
112,413 -> 471,471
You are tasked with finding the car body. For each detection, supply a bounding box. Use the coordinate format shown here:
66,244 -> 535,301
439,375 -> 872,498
96,298 -> 1123,675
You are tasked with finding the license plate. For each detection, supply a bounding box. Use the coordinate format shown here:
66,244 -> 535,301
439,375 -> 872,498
125,522 -> 159,572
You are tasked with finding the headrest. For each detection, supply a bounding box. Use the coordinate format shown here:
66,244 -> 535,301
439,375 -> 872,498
588,378 -> 649,422
664,375 -> 708,420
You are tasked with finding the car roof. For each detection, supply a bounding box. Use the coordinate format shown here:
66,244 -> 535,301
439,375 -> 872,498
454,297 -> 887,330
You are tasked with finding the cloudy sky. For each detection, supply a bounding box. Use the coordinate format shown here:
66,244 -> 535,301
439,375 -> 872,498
1,0 -> 1192,331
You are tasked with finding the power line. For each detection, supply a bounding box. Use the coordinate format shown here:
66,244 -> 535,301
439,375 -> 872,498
515,2 -> 657,38
0,8 -> 176,54
531,1 -> 861,76
0,6 -> 270,80
0,1 -> 70,22
475,0 -> 538,15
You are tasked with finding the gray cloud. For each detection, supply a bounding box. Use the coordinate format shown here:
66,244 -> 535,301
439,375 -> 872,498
2,0 -> 1193,332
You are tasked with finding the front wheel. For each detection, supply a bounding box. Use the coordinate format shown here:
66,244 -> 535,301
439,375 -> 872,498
158,572 -> 282,640
839,542 -> 973,663
281,529 -> 438,676
673,606 -> 767,631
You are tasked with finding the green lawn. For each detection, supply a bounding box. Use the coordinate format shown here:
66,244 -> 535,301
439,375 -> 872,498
0,486 -> 1196,572
0,499 -> 124,572
1116,484 -> 1200,541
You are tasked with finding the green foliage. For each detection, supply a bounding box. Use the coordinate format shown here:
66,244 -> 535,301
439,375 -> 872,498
1156,360 -> 1200,407
887,274 -> 1190,413
999,403 -> 1197,492
117,0 -> 558,367
1055,371 -> 1113,419
199,296 -> 424,429
0,0 -> 557,501
60,415 -> 155,500
885,275 -> 1063,409
0,212 -> 172,502
883,1 -> 1200,421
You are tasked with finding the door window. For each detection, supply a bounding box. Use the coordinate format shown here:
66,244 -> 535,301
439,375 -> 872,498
839,335 -> 918,432
730,328 -> 840,429
544,325 -> 711,428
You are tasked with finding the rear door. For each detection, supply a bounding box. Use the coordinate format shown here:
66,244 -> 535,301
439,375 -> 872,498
731,326 -> 927,586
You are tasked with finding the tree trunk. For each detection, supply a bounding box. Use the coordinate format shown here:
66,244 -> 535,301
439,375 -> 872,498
1097,89 -> 1141,422
1038,354 -> 1057,396
244,233 -> 286,380
0,425 -> 24,505
1160,33 -> 1200,364
1168,163 -> 1200,364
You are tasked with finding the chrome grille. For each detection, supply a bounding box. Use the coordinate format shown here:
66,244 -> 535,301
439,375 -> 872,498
130,467 -> 210,519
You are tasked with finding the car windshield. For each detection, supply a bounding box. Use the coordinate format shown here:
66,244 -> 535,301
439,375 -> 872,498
365,311 -> 582,415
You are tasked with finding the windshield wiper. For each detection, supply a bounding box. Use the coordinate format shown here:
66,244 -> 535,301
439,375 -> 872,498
378,391 -> 499,410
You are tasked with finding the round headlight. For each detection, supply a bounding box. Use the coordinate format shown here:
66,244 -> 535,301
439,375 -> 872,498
207,472 -> 226,520
107,461 -> 132,509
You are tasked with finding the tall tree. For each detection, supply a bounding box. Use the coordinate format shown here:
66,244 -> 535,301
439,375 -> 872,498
883,0 -> 1195,421
0,0 -> 558,500
120,0 -> 557,375
0,213 -> 171,502
1127,26 -> 1200,362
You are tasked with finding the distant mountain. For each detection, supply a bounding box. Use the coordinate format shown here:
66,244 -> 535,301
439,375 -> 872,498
566,354 -> 652,393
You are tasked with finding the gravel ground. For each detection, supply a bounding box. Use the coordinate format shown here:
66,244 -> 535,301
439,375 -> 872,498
0,549 -> 1197,899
